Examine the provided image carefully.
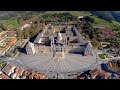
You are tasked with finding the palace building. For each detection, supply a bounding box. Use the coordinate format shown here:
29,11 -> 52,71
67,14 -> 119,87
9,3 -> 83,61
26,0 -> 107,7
26,24 -> 92,58
19,24 -> 97,74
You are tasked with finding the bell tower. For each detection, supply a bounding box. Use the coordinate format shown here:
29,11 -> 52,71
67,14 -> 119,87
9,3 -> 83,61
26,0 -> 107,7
51,36 -> 55,52
63,36 -> 67,53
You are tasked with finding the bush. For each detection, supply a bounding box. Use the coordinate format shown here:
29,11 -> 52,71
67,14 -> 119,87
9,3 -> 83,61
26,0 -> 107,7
0,63 -> 7,69
98,54 -> 106,59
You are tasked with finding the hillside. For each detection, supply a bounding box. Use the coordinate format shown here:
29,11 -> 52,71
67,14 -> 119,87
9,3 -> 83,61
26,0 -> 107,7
0,11 -> 120,31
0,11 -> 119,48
89,11 -> 120,23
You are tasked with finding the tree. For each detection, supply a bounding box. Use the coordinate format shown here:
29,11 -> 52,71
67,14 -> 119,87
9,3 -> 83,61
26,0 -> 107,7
23,29 -> 30,39
83,16 -> 95,23
91,38 -> 101,48
90,11 -> 114,22
1,23 -> 7,30
16,29 -> 24,39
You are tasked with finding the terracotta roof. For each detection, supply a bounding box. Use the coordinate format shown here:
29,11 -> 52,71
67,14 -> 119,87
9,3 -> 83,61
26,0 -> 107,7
17,68 -> 24,75
5,69 -> 10,75
3,65 -> 15,75
14,67 -> 19,72
90,69 -> 100,77
2,63 -> 48,79
99,69 -> 109,79
22,70 -> 31,76
33,73 -> 45,79
29,72 -> 36,79
107,61 -> 113,68
89,69 -> 110,79
78,76 -> 86,79
9,65 -> 15,70
0,74 -> 9,79
14,67 -> 24,75
38,73 -> 45,79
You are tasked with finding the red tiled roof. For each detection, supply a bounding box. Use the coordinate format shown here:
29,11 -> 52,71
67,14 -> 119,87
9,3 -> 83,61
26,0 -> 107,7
0,74 -> 9,79
14,67 -> 24,75
4,65 -> 15,75
90,69 -> 100,77
22,70 -> 31,76
9,65 -> 15,70
33,73 -> 45,79
29,72 -> 36,79
78,76 -> 86,79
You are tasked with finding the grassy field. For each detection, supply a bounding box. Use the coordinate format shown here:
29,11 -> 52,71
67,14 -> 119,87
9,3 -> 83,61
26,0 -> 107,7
90,15 -> 120,29
4,19 -> 19,29
45,11 -> 91,16
45,11 -> 64,14
111,21 -> 120,33
68,11 -> 91,16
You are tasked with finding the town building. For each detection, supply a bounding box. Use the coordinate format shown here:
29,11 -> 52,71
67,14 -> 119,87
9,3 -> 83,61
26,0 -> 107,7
2,63 -> 48,79
0,31 -> 17,56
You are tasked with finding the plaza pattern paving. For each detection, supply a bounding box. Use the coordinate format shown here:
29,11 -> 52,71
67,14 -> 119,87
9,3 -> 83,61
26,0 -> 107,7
17,52 -> 97,73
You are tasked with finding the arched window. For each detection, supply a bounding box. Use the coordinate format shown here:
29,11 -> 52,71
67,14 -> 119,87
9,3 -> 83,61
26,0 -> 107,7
61,48 -> 62,52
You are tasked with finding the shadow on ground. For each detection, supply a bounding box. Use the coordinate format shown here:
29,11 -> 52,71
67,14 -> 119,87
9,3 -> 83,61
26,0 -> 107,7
101,63 -> 116,73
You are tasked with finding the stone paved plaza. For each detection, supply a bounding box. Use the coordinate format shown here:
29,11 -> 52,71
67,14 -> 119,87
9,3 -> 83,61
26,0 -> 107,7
16,52 -> 97,73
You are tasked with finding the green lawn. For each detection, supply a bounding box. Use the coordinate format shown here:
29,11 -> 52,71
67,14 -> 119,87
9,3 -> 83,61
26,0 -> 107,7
90,15 -> 120,29
45,11 -> 91,17
68,11 -> 91,16
45,11 -> 64,14
4,19 -> 19,29
112,21 -> 120,25
98,54 -> 106,59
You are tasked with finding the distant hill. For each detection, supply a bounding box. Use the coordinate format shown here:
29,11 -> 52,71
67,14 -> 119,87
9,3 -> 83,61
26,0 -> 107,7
0,11 -> 45,20
0,11 -> 120,22
111,11 -> 120,22
89,11 -> 120,22
0,11 -> 120,31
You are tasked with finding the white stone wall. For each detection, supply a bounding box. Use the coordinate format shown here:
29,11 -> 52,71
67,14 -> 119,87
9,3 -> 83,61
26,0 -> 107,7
26,42 -> 36,55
